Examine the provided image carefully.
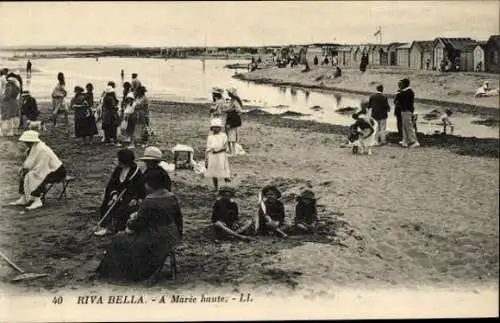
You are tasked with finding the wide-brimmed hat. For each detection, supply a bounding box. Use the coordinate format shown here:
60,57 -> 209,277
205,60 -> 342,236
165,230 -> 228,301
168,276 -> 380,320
212,87 -> 224,94
19,130 -> 40,143
226,87 -> 239,97
210,118 -> 223,128
261,185 -> 281,198
126,92 -> 135,100
297,189 -> 316,201
21,90 -> 30,96
219,186 -> 236,197
138,146 -> 163,161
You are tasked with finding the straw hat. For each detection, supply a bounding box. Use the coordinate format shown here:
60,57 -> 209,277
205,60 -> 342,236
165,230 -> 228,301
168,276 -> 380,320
212,87 -> 224,94
226,87 -> 238,97
126,92 -> 135,100
138,146 -> 163,161
210,118 -> 223,128
19,130 -> 40,143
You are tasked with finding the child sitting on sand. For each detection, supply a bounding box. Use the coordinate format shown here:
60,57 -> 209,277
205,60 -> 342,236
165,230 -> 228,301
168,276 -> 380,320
294,189 -> 319,234
256,185 -> 288,238
440,109 -> 454,135
349,112 -> 377,155
211,186 -> 254,242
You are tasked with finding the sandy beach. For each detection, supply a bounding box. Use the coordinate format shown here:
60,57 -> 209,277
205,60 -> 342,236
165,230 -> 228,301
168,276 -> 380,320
0,101 -> 498,295
235,66 -> 500,117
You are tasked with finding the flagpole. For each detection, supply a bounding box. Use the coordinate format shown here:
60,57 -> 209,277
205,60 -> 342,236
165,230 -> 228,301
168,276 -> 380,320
379,26 -> 382,45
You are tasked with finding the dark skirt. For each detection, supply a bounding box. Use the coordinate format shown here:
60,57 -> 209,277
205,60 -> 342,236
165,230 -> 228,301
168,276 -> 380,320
75,115 -> 98,138
96,224 -> 180,282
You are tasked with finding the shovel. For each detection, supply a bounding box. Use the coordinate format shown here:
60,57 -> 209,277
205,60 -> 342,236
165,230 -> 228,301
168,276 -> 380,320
0,250 -> 49,282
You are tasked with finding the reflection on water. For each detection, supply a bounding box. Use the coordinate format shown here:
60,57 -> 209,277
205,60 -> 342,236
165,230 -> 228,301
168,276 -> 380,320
16,57 -> 499,139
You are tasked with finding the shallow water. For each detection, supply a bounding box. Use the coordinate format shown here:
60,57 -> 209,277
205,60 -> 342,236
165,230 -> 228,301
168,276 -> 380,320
6,57 -> 498,139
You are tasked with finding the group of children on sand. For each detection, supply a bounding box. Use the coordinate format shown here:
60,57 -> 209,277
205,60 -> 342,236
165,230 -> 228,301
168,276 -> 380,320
211,184 -> 319,242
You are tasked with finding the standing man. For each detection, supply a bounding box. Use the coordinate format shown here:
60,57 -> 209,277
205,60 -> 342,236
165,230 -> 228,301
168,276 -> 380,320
367,84 -> 391,145
394,78 -> 419,148
26,60 -> 32,77
120,69 -> 124,82
131,73 -> 142,96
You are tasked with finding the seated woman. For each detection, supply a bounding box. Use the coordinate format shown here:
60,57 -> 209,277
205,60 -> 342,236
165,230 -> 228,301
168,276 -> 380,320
137,146 -> 172,199
9,130 -> 66,210
94,149 -> 142,237
256,185 -> 288,238
294,190 -> 319,234
96,172 -> 183,283
211,186 -> 254,242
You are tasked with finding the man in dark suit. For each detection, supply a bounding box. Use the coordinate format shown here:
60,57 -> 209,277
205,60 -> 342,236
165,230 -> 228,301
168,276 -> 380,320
367,84 -> 391,145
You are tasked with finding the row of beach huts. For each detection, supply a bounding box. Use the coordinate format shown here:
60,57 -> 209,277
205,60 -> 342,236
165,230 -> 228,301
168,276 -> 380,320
300,35 -> 500,73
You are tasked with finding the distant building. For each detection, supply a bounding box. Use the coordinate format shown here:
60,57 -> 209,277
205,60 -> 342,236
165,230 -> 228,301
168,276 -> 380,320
306,45 -> 323,63
485,35 -> 500,73
368,45 -> 388,66
337,45 -> 353,67
387,43 -> 404,66
396,43 -> 412,68
432,37 -> 476,71
473,42 -> 487,72
409,41 -> 434,70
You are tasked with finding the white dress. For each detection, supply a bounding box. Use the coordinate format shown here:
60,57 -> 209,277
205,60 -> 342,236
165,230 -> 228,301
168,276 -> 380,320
205,132 -> 231,179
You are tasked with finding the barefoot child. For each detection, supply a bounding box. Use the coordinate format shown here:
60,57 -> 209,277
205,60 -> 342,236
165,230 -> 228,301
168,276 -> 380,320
211,186 -> 254,241
294,190 -> 319,233
256,185 -> 288,238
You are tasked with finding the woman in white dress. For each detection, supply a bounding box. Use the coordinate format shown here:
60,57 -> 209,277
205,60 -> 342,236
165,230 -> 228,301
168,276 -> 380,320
205,118 -> 231,191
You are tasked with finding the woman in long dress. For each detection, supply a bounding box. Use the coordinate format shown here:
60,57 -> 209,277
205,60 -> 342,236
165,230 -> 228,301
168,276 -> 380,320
101,82 -> 120,145
224,88 -> 243,155
70,86 -> 98,144
94,148 -> 143,236
130,86 -> 149,148
205,118 -> 231,191
96,171 -> 183,283
0,73 -> 22,137
51,72 -> 68,126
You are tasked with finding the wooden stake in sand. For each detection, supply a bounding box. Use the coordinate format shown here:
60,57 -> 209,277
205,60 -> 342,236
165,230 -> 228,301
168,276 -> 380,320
0,250 -> 49,282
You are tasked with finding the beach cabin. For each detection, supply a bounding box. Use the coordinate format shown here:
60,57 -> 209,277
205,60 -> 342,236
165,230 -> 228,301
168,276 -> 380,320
369,45 -> 389,66
461,44 -> 477,72
473,42 -> 487,72
337,45 -> 353,67
432,37 -> 476,71
396,43 -> 411,68
368,46 -> 379,66
409,41 -> 434,70
306,45 -> 323,65
387,43 -> 403,66
485,35 -> 500,73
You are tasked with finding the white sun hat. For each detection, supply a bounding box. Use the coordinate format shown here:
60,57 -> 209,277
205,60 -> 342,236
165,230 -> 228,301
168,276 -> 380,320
210,118 -> 223,128
226,87 -> 238,97
138,146 -> 163,160
19,130 -> 40,143
126,92 -> 135,99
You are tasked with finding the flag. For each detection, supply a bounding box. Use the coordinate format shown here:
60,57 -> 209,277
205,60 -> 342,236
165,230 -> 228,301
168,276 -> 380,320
374,27 -> 381,37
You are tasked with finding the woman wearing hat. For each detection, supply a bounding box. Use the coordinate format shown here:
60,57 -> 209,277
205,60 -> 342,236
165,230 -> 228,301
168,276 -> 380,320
256,185 -> 288,238
94,148 -> 143,236
101,81 -> 120,145
9,130 -> 66,210
209,87 -> 226,121
122,91 -> 136,146
224,88 -> 243,156
206,118 -> 231,191
137,146 -> 172,197
129,86 -> 150,148
70,85 -> 98,144
294,189 -> 319,233
211,186 -> 254,242
1,73 -> 22,137
51,72 -> 68,126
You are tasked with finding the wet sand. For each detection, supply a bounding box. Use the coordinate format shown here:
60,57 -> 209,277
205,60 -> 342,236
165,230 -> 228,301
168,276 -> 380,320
235,66 -> 500,117
0,101 -> 498,296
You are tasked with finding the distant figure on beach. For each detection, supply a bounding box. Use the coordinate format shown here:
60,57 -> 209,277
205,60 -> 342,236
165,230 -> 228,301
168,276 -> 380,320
9,130 -> 67,210
360,53 -> 368,72
225,88 -> 243,156
1,73 -> 23,137
19,90 -> 40,130
205,118 -> 231,191
210,87 -> 226,121
367,84 -> 391,145
394,78 -> 419,148
211,186 -> 254,242
26,60 -> 32,77
70,86 -> 98,145
121,81 -> 131,110
334,66 -> 342,78
256,185 -> 288,238
129,86 -> 150,148
121,92 -> 135,145
120,69 -> 125,82
131,73 -> 142,96
440,109 -> 454,135
101,81 -> 120,145
51,72 -> 68,126
313,56 -> 319,66
425,58 -> 431,70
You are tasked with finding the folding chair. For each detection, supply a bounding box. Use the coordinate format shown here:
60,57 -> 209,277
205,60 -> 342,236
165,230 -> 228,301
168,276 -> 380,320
41,175 -> 75,201
144,249 -> 178,285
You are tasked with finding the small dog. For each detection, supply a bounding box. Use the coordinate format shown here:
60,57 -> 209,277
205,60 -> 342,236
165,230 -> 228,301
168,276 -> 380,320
26,120 -> 47,132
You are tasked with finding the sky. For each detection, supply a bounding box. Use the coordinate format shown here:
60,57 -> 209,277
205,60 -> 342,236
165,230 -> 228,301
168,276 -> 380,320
0,1 -> 498,48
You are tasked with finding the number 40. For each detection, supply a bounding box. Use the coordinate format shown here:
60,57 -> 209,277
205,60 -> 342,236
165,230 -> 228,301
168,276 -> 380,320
52,296 -> 63,305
